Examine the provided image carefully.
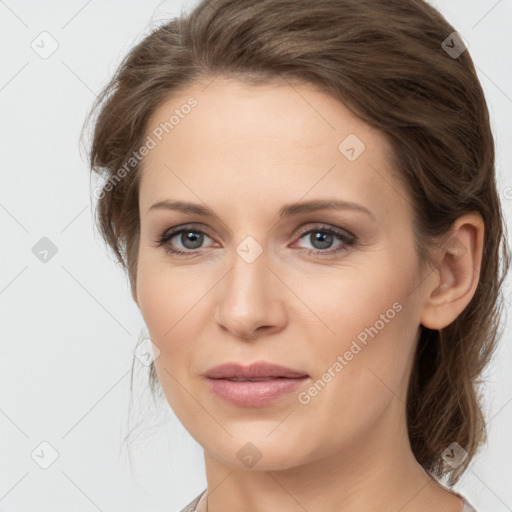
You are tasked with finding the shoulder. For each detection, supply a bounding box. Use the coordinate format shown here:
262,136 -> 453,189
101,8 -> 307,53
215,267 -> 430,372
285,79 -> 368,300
462,496 -> 478,512
177,489 -> 206,512
425,472 -> 478,512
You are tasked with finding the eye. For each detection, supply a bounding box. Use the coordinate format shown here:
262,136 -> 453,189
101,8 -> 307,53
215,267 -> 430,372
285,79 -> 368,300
154,223 -> 215,257
292,224 -> 357,256
153,223 -> 358,258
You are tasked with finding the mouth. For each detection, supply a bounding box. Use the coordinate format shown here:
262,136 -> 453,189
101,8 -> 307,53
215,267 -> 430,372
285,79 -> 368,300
204,362 -> 309,407
221,377 -> 287,381
205,361 -> 309,380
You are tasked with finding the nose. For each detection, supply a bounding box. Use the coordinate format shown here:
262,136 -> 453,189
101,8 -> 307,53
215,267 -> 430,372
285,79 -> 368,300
213,247 -> 288,341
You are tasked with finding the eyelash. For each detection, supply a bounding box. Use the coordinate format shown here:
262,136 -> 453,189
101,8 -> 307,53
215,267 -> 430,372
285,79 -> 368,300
154,223 -> 358,258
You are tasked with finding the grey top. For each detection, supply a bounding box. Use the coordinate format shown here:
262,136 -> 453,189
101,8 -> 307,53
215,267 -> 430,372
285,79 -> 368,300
178,489 -> 478,511
178,490 -> 205,512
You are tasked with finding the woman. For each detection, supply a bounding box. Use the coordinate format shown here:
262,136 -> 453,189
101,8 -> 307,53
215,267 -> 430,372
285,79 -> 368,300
83,0 -> 510,510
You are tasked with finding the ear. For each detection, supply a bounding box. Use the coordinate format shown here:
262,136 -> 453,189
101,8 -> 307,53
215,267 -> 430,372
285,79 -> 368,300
420,212 -> 484,330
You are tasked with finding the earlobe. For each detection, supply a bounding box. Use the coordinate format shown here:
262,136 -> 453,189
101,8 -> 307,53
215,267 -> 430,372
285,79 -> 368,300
420,212 -> 484,330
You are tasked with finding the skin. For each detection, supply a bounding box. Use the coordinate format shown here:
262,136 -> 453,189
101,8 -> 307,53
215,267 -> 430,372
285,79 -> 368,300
132,76 -> 484,512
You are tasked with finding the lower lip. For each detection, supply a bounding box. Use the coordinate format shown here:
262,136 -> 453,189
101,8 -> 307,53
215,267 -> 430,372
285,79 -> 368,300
206,377 -> 309,407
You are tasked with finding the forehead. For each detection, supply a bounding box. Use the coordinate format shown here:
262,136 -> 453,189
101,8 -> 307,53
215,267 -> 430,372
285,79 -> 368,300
139,77 -> 408,222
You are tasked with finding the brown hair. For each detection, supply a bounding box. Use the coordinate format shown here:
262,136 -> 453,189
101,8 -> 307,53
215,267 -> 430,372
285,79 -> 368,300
82,0 -> 510,484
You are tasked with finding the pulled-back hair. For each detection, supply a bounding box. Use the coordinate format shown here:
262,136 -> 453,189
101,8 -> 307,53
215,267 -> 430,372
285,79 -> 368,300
82,0 -> 510,484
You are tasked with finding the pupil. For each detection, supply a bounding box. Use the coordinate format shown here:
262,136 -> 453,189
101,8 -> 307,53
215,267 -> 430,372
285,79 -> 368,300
312,232 -> 332,249
182,231 -> 203,249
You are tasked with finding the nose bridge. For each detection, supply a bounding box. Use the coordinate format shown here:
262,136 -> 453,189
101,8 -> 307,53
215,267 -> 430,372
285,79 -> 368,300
214,238 -> 285,338
226,241 -> 271,311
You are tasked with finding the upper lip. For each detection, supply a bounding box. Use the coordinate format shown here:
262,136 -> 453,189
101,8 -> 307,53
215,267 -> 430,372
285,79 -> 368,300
205,362 -> 309,379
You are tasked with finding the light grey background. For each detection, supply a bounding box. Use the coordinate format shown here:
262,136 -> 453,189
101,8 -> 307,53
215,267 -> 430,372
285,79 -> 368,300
1,1 -> 511,511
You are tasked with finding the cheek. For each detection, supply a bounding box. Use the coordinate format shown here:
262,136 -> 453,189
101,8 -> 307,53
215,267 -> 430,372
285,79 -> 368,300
305,253 -> 420,405
136,261 -> 170,338
311,295 -> 415,395
298,255 -> 415,353
135,252 -> 212,382
136,249 -> 204,337
296,297 -> 418,454
135,259 -> 198,414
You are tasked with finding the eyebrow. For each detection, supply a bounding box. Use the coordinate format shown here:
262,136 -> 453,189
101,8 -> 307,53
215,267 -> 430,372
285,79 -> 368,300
147,198 -> 374,220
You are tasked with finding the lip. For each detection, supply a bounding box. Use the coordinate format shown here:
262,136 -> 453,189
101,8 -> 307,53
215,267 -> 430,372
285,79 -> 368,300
204,362 -> 309,407
204,361 -> 309,379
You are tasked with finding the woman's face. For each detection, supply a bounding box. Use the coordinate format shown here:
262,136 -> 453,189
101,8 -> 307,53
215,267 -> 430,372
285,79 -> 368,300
134,76 -> 434,469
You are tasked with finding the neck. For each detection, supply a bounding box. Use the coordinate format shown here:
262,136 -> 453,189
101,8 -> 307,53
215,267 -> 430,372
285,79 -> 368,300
196,401 -> 463,512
